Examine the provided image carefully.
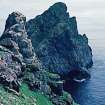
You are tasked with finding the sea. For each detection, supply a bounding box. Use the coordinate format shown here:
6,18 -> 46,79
64,38 -> 105,105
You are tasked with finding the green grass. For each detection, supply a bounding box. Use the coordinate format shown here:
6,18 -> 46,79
0,84 -> 53,105
46,72 -> 59,77
20,83 -> 53,105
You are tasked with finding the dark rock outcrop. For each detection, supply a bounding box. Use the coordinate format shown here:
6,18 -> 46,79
0,11 -> 44,92
0,2 -> 93,105
0,12 -> 42,69
0,10 -> 74,105
26,2 -> 93,79
0,46 -> 22,91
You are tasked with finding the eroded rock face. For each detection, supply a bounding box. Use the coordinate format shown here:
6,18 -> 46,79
26,2 -> 93,79
0,12 -> 44,91
5,11 -> 26,30
0,46 -> 22,91
0,12 -> 41,69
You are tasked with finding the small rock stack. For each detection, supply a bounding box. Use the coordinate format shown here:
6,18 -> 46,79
0,12 -> 44,91
0,12 -> 41,69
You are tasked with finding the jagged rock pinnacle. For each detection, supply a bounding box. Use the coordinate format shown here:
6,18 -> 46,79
5,11 -> 26,30
26,2 -> 93,78
0,12 -> 42,69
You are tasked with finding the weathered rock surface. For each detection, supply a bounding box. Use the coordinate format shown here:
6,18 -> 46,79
0,12 -> 41,69
0,10 -> 73,105
0,2 -> 93,105
0,46 -> 22,91
0,11 -> 44,93
26,2 -> 93,79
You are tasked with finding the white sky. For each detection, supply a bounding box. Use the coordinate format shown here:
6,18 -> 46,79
0,0 -> 105,39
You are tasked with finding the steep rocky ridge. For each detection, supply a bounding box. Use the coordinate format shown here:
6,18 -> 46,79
0,9 -> 75,105
26,2 -> 93,80
0,46 -> 22,91
0,2 -> 93,105
0,12 -> 42,69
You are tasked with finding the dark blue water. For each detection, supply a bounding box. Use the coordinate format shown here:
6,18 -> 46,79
64,39 -> 105,105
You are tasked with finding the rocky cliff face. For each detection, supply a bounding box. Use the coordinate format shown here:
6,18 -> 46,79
0,9 -> 74,105
0,11 -> 44,92
26,2 -> 93,80
0,2 -> 93,105
0,12 -> 42,69
0,46 -> 22,91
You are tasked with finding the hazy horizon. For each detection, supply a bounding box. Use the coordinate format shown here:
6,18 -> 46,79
0,0 -> 105,39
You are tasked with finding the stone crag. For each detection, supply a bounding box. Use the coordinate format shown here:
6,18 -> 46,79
0,2 -> 93,105
26,2 -> 93,80
0,12 -> 42,69
0,5 -> 75,104
0,46 -> 22,91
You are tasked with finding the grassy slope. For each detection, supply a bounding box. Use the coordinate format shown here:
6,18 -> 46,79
0,83 -> 78,105
0,84 -> 53,105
